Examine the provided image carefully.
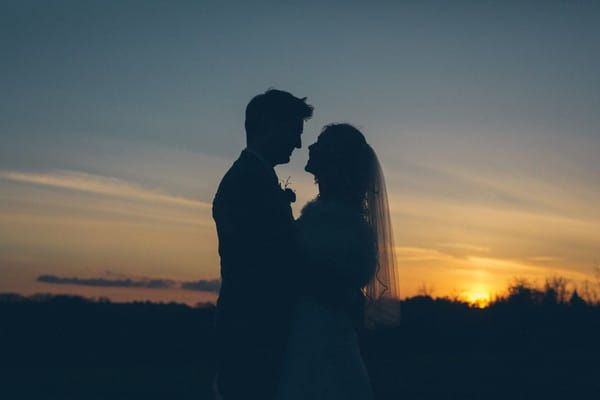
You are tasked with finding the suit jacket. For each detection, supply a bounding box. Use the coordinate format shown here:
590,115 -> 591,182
212,149 -> 298,400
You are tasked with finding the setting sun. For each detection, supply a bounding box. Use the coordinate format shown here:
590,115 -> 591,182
464,291 -> 491,308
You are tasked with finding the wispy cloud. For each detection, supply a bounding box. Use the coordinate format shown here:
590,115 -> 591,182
527,256 -> 562,262
395,246 -> 587,281
181,279 -> 221,292
0,170 -> 210,209
395,246 -> 456,262
465,256 -> 542,274
438,242 -> 491,253
37,274 -> 221,293
37,274 -> 175,289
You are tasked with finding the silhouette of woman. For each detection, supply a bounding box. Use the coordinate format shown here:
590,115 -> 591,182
276,124 -> 400,400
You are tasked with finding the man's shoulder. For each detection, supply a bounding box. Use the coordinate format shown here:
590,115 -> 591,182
219,152 -> 263,186
214,151 -> 270,202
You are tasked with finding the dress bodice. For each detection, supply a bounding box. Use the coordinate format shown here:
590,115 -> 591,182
296,199 -> 376,293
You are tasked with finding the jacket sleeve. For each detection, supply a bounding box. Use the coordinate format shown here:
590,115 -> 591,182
213,165 -> 297,288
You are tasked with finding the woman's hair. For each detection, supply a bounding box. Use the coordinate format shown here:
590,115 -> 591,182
317,123 -> 376,208
319,123 -> 401,326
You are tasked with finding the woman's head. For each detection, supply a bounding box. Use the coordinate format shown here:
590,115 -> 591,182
305,123 -> 376,206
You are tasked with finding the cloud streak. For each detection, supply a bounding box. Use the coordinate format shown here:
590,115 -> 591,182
0,170 -> 210,209
37,274 -> 221,293
37,274 -> 175,289
181,279 -> 221,292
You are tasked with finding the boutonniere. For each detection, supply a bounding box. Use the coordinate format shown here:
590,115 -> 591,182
280,176 -> 296,203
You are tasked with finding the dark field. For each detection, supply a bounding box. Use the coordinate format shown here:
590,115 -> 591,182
1,288 -> 599,400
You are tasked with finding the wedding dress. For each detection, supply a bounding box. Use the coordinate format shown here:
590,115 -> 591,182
276,199 -> 376,400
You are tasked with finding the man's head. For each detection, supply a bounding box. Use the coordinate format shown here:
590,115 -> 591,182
245,89 -> 314,166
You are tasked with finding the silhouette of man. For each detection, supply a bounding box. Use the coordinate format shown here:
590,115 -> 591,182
212,89 -> 314,400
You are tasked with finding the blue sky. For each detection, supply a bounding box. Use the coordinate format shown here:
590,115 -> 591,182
1,1 -> 599,302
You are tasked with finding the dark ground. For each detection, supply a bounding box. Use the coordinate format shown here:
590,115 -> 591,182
1,291 -> 599,400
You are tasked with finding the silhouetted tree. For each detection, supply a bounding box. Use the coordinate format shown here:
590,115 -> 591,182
579,280 -> 599,305
544,276 -> 569,305
417,282 -> 435,297
569,289 -> 586,307
506,278 -> 544,306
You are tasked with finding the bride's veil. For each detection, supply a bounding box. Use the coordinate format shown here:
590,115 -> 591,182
363,145 -> 401,325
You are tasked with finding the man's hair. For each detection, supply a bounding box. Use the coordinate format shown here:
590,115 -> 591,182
245,89 -> 314,142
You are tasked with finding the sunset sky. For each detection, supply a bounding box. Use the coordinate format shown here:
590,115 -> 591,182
1,1 -> 599,305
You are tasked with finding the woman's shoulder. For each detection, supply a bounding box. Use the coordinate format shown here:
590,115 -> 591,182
298,198 -> 363,225
296,198 -> 377,288
297,199 -> 372,243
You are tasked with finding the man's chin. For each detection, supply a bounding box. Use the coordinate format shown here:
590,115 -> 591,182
275,155 -> 291,166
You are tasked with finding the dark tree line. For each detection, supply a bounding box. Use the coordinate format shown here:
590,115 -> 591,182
1,278 -> 599,399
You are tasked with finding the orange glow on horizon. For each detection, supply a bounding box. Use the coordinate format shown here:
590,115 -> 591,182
463,290 -> 491,308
